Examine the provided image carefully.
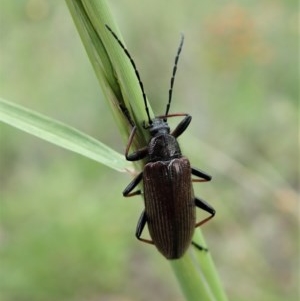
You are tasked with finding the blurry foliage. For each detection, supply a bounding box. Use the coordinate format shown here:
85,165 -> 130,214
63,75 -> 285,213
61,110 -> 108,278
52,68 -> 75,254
0,1 -> 298,301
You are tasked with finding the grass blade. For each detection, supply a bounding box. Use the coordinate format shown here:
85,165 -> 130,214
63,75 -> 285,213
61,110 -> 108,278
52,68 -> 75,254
0,97 -> 131,172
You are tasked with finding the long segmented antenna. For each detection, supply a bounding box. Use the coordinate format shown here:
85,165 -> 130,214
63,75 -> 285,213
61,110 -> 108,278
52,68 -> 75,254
165,34 -> 184,118
105,25 -> 152,125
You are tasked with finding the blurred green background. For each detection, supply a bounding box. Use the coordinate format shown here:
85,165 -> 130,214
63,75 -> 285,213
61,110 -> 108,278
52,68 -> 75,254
0,1 -> 298,301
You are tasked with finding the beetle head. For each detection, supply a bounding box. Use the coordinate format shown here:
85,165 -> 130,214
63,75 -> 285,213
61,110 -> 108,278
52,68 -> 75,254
148,118 -> 170,137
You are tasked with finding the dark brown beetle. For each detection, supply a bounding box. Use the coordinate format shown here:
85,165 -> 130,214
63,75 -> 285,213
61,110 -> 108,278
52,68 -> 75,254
106,25 -> 216,259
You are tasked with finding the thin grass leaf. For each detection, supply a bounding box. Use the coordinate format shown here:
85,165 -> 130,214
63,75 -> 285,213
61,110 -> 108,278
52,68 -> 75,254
0,97 -> 131,172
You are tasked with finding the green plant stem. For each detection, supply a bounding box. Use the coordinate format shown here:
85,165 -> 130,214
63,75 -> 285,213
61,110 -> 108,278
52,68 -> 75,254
65,0 -> 153,162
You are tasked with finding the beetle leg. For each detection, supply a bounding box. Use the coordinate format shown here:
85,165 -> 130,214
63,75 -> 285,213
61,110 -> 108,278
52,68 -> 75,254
170,114 -> 192,138
194,197 -> 216,227
135,210 -> 154,244
125,126 -> 148,161
127,147 -> 148,161
123,172 -> 143,197
191,167 -> 212,182
191,241 -> 208,252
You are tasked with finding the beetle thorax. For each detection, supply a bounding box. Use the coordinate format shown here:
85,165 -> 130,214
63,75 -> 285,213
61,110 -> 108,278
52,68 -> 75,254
147,119 -> 182,162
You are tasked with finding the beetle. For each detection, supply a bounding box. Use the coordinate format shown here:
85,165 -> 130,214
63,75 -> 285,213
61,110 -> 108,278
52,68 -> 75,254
106,25 -> 216,259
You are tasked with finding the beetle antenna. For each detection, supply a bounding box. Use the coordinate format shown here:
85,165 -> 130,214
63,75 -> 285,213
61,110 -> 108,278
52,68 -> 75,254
165,34 -> 184,119
105,25 -> 152,125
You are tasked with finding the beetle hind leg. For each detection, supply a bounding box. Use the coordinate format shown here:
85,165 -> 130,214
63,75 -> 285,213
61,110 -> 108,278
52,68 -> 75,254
123,172 -> 143,197
195,197 -> 216,228
136,210 -> 154,245
191,241 -> 208,252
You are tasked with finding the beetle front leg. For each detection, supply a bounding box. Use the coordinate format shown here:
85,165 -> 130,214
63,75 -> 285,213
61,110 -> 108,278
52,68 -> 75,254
170,114 -> 192,138
136,210 -> 154,245
123,172 -> 143,197
192,167 -> 212,182
194,197 -> 216,228
126,147 -> 148,161
125,126 -> 148,161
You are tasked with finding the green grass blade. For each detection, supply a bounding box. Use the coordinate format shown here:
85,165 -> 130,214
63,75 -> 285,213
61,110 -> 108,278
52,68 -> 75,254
0,97 -> 130,172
